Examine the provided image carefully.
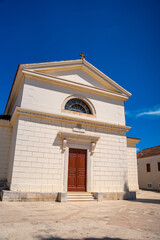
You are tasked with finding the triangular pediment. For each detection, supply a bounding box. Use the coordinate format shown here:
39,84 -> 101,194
5,59 -> 132,115
33,68 -> 120,94
21,59 -> 131,99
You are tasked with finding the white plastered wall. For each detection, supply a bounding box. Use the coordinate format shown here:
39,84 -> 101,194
10,114 -> 129,193
127,142 -> 139,191
0,120 -> 11,181
20,78 -> 126,126
137,155 -> 160,191
50,69 -> 118,91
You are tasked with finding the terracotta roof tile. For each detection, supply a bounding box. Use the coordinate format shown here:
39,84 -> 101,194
127,136 -> 141,140
137,145 -> 160,159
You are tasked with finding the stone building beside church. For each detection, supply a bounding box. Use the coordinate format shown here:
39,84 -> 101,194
0,57 -> 140,201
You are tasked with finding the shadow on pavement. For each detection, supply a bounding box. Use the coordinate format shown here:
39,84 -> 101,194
130,198 -> 160,204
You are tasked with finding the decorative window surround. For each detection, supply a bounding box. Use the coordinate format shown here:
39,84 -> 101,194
62,95 -> 96,116
65,98 -> 92,114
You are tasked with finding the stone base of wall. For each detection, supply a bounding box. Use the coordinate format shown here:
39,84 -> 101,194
0,190 -> 58,202
1,190 -> 136,202
103,191 -> 136,200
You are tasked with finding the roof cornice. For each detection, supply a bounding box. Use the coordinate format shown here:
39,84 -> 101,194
22,69 -> 129,101
4,65 -> 24,115
20,59 -> 82,69
21,59 -> 131,97
4,59 -> 132,115
83,60 -> 131,97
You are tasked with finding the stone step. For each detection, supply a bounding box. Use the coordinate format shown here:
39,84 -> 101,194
68,192 -> 92,195
68,198 -> 96,202
68,196 -> 96,200
68,194 -> 93,197
67,192 -> 97,202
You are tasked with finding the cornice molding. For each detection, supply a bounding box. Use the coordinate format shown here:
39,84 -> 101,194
127,136 -> 141,144
22,69 -> 128,100
4,68 -> 24,115
20,59 -> 82,69
83,60 -> 131,97
58,132 -> 100,142
10,107 -> 131,132
20,59 -> 131,97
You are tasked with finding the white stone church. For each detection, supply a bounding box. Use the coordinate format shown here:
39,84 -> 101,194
0,56 -> 140,202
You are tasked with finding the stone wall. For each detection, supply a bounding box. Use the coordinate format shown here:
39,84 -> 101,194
10,114 -> 129,193
7,121 -> 18,186
10,116 -> 63,192
0,120 -> 11,182
1,190 -> 58,202
90,127 -> 128,192
127,143 -> 139,191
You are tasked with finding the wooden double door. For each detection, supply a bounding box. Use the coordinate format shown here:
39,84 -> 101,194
68,148 -> 87,192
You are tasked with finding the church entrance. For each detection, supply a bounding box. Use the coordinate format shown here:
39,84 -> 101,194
68,148 -> 87,192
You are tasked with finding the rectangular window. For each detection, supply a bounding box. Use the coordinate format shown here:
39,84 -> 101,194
158,162 -> 160,171
147,183 -> 152,188
146,163 -> 151,172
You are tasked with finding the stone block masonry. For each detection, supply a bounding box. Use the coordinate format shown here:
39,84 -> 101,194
9,114 -> 130,193
1,190 -> 136,202
0,120 -> 11,182
1,190 -> 58,202
10,115 -> 63,192
103,191 -> 136,200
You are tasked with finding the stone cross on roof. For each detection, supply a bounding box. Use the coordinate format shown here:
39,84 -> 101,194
80,52 -> 86,59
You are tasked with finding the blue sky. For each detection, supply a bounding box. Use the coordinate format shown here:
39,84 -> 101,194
0,0 -> 160,151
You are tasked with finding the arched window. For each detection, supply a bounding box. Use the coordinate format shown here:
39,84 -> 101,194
65,98 -> 92,114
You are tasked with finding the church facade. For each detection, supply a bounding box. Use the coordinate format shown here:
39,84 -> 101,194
0,58 -> 140,201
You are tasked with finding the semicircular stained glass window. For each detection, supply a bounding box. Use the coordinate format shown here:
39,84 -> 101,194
65,98 -> 92,114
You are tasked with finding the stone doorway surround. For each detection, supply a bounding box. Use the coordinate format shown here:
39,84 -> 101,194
58,131 -> 99,193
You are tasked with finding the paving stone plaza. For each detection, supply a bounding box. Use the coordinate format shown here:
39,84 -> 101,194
0,190 -> 160,240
